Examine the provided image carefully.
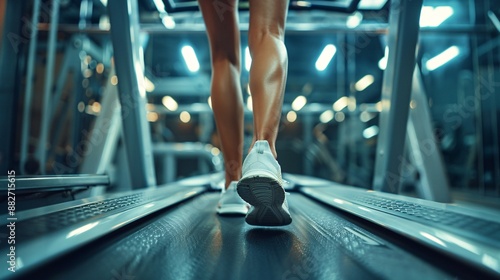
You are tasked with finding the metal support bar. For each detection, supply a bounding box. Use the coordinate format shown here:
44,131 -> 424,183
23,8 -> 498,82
37,0 -> 61,174
20,0 -> 41,173
303,114 -> 314,175
78,0 -> 93,30
373,0 -> 423,193
79,68 -> 122,196
0,174 -> 109,191
0,0 -> 23,172
50,42 -> 77,120
108,0 -> 157,188
406,66 -> 451,202
153,143 -> 223,183
487,11 -> 500,32
49,37 -> 82,154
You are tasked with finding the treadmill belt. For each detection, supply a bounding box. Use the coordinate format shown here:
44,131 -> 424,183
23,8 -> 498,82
23,193 -> 454,280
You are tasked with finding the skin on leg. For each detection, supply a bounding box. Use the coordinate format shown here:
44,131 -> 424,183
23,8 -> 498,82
248,0 -> 289,159
198,0 -> 244,189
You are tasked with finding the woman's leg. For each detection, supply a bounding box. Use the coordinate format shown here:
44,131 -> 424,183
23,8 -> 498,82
198,0 -> 244,188
248,0 -> 289,159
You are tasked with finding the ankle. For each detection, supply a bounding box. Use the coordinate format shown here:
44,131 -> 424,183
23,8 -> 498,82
225,178 -> 239,189
250,139 -> 278,159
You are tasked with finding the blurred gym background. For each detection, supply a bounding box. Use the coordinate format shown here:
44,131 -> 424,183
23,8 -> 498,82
1,0 -> 499,207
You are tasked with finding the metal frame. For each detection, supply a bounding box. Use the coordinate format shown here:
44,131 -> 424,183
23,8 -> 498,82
20,0 -> 40,174
153,143 -> 223,184
78,68 -> 122,196
406,66 -> 451,202
35,22 -> 491,35
20,0 -> 40,173
36,0 -> 61,174
108,0 -> 157,188
0,0 -> 23,173
0,180 -> 205,278
48,36 -> 83,158
373,0 -> 423,193
78,70 -> 122,174
300,184 -> 500,277
0,174 -> 109,191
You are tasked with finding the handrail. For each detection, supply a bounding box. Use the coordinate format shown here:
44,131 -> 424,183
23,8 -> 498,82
0,174 -> 109,191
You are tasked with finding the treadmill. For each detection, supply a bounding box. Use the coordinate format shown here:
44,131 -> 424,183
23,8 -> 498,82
1,0 -> 499,279
0,173 -> 499,279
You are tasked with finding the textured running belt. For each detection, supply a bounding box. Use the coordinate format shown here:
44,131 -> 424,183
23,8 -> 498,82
20,193 -> 456,280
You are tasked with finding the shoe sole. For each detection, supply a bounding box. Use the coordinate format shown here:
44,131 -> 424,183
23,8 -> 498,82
216,204 -> 248,216
237,176 -> 292,226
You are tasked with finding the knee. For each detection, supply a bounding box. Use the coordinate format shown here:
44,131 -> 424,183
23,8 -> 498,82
211,51 -> 240,72
211,55 -> 241,77
248,28 -> 285,55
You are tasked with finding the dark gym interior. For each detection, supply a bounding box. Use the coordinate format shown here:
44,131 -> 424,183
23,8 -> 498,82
0,0 -> 499,279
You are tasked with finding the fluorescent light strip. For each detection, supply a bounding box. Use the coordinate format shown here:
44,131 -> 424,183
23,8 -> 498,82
420,6 -> 454,27
207,96 -> 212,109
144,77 -> 155,92
426,46 -> 459,71
291,95 -> 307,111
181,46 -> 200,72
378,46 -> 389,70
358,0 -> 387,10
153,0 -> 166,12
319,110 -> 334,123
162,96 -> 178,111
333,96 -> 349,111
245,47 -> 252,72
346,12 -> 363,28
355,75 -> 375,91
363,125 -> 379,139
247,96 -> 253,111
315,44 -> 336,71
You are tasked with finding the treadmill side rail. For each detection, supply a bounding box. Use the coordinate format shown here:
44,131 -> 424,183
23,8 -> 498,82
0,182 -> 206,279
300,185 -> 500,277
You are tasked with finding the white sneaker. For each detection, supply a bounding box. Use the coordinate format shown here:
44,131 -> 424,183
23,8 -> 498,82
217,181 -> 249,215
237,140 -> 292,226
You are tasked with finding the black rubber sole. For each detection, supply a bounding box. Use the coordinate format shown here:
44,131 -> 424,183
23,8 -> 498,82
237,176 -> 292,226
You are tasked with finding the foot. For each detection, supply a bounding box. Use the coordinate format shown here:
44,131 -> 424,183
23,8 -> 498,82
217,181 -> 249,216
237,140 -> 292,226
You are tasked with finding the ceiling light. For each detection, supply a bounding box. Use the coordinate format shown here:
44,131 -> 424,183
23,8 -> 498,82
180,111 -> 191,123
358,0 -> 387,10
319,110 -> 334,123
245,47 -> 252,72
286,111 -> 297,123
363,125 -> 379,139
162,96 -> 178,111
355,75 -> 375,91
425,46 -> 459,71
378,46 -> 388,70
291,95 -> 307,111
346,12 -> 363,28
420,6 -> 454,27
333,96 -> 349,111
181,46 -> 200,72
315,44 -> 336,71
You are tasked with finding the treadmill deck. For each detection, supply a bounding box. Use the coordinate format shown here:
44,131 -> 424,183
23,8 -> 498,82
21,193 -> 454,280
